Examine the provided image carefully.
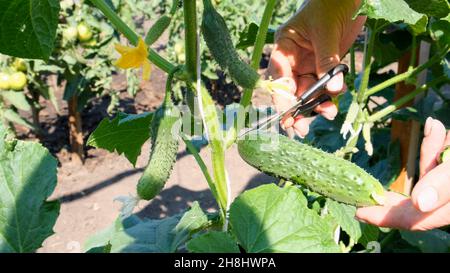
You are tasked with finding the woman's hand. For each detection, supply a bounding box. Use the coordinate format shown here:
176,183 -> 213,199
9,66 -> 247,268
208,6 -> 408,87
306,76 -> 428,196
267,0 -> 365,137
356,118 -> 450,231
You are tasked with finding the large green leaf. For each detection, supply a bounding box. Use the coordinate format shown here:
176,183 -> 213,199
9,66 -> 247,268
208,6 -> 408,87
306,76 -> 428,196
405,0 -> 450,18
326,199 -> 362,243
400,229 -> 450,253
87,112 -> 154,166
84,202 -> 208,253
108,216 -> 180,253
229,184 -> 341,253
187,231 -> 240,253
373,28 -> 412,67
0,0 -> 60,60
169,201 -> 209,251
357,0 -> 428,34
0,125 -> 59,253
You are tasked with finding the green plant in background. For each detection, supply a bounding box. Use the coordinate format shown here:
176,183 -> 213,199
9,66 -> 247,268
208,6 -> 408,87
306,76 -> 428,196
0,0 -> 449,253
0,55 -> 37,132
0,0 -> 156,160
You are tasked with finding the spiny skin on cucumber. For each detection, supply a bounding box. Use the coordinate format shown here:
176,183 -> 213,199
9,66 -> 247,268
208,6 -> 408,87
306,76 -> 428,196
237,132 -> 385,207
201,0 -> 260,89
137,104 -> 180,200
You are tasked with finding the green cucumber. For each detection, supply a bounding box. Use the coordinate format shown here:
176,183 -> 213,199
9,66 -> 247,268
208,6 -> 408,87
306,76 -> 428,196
201,0 -> 260,89
145,15 -> 172,45
237,132 -> 385,207
438,146 -> 450,164
137,104 -> 180,200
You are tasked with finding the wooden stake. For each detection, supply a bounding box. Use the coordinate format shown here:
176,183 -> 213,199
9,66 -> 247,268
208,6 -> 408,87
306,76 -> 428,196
68,96 -> 84,164
389,43 -> 430,195
389,52 -> 417,194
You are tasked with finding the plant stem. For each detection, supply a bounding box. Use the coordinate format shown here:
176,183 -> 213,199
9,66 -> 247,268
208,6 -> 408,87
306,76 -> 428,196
234,0 -> 277,137
239,0 -> 277,109
343,27 -> 376,158
183,0 -> 198,115
350,45 -> 356,79
408,35 -> 417,71
368,76 -> 447,123
170,0 -> 180,15
165,66 -> 182,104
188,1 -> 229,220
364,48 -> 449,98
89,0 -> 175,73
357,28 -> 376,104
380,230 -> 397,250
181,133 -> 219,201
197,85 -> 228,218
249,0 -> 276,70
184,0 -> 198,81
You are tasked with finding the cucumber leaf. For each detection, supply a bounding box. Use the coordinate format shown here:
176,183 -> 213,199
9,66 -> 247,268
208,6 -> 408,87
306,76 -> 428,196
0,125 -> 59,252
229,184 -> 341,253
405,0 -> 450,18
87,112 -> 154,166
187,231 -> 240,253
170,202 -> 209,251
84,202 -> 208,253
326,199 -> 362,243
0,0 -> 60,60
356,0 -> 428,34
373,28 -> 412,67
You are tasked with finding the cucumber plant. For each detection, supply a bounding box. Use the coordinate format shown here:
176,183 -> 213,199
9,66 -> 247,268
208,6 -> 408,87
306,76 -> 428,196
0,0 -> 449,253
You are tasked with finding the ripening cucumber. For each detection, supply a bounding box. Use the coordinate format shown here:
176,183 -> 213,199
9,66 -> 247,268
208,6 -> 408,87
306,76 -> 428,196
145,15 -> 172,45
137,102 -> 180,200
201,0 -> 260,89
237,132 -> 386,207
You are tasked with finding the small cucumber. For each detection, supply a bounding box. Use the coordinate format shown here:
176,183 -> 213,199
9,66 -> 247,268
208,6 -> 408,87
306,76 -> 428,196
137,102 -> 180,201
201,0 -> 260,89
145,15 -> 172,45
237,132 -> 385,207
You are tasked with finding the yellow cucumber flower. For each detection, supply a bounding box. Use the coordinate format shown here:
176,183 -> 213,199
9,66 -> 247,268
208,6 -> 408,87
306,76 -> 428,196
114,37 -> 151,81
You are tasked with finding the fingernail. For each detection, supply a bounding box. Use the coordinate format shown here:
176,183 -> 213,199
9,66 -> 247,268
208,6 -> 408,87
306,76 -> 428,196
424,117 -> 434,137
322,112 -> 336,121
417,187 -> 439,212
